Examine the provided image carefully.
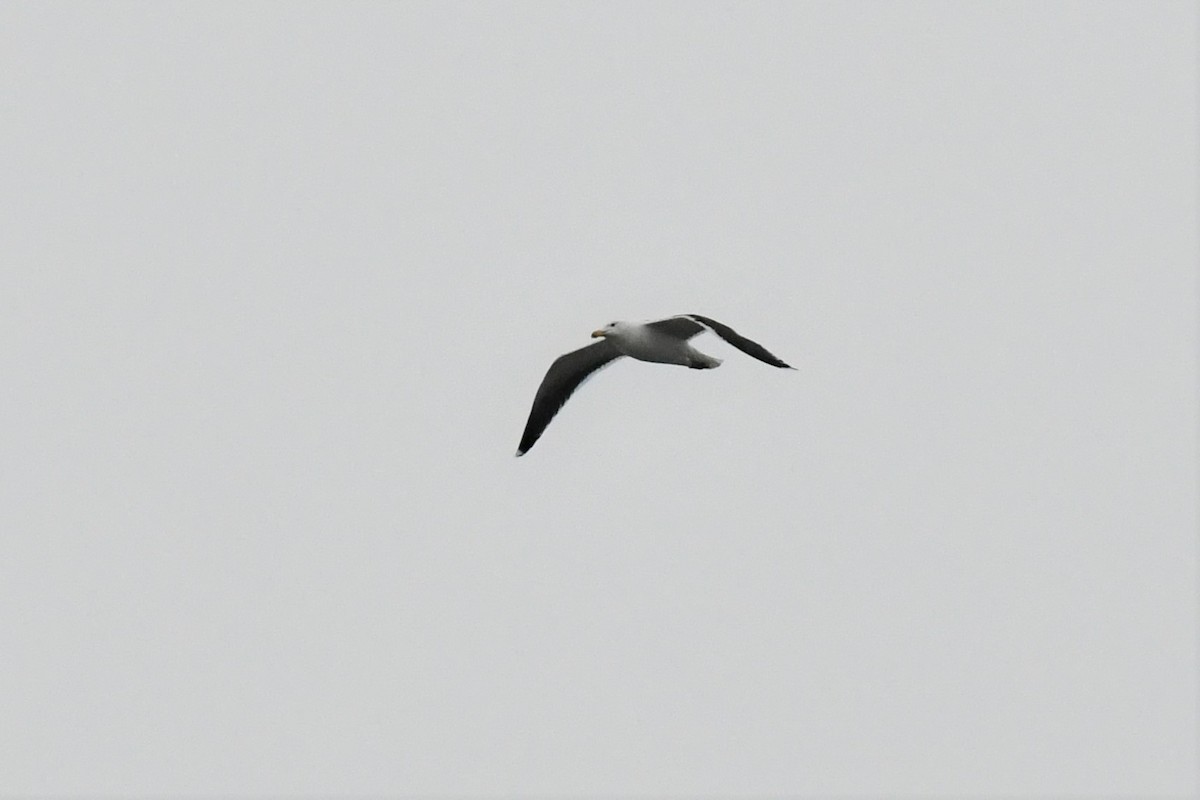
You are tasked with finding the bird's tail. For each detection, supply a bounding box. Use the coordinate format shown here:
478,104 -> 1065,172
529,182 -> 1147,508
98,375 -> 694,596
688,354 -> 722,370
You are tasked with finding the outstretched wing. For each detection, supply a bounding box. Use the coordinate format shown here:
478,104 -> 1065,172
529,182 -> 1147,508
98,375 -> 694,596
516,340 -> 623,456
648,314 -> 794,369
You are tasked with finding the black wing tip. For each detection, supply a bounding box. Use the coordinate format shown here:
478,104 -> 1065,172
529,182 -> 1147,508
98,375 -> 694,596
768,354 -> 796,369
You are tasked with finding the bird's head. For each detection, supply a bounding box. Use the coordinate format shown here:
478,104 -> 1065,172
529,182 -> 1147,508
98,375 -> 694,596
591,320 -> 623,338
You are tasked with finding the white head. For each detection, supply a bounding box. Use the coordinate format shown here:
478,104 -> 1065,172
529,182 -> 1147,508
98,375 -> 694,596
590,320 -> 626,339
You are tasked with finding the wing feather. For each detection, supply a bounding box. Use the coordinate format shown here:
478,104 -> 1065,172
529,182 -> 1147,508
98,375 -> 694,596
680,314 -> 794,369
645,315 -> 705,340
516,340 -> 623,456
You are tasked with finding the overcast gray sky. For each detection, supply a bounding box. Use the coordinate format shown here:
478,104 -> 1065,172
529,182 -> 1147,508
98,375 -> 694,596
1,2 -> 1196,797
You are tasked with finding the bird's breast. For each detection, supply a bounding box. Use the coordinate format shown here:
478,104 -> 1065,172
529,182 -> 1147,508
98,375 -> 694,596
611,330 -> 693,366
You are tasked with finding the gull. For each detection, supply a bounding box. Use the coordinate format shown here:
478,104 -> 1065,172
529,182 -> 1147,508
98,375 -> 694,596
516,314 -> 793,456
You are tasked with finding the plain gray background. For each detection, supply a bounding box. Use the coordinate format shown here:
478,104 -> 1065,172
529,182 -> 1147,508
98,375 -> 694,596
1,2 -> 1196,797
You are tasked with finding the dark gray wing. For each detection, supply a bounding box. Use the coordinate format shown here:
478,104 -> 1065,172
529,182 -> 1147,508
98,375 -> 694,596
651,314 -> 794,369
645,315 -> 706,340
516,340 -> 623,456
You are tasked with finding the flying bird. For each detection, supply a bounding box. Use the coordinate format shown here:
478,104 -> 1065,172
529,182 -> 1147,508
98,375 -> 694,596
516,314 -> 794,456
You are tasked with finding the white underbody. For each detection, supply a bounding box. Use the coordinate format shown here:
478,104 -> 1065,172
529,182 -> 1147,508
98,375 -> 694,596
607,325 -> 722,368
